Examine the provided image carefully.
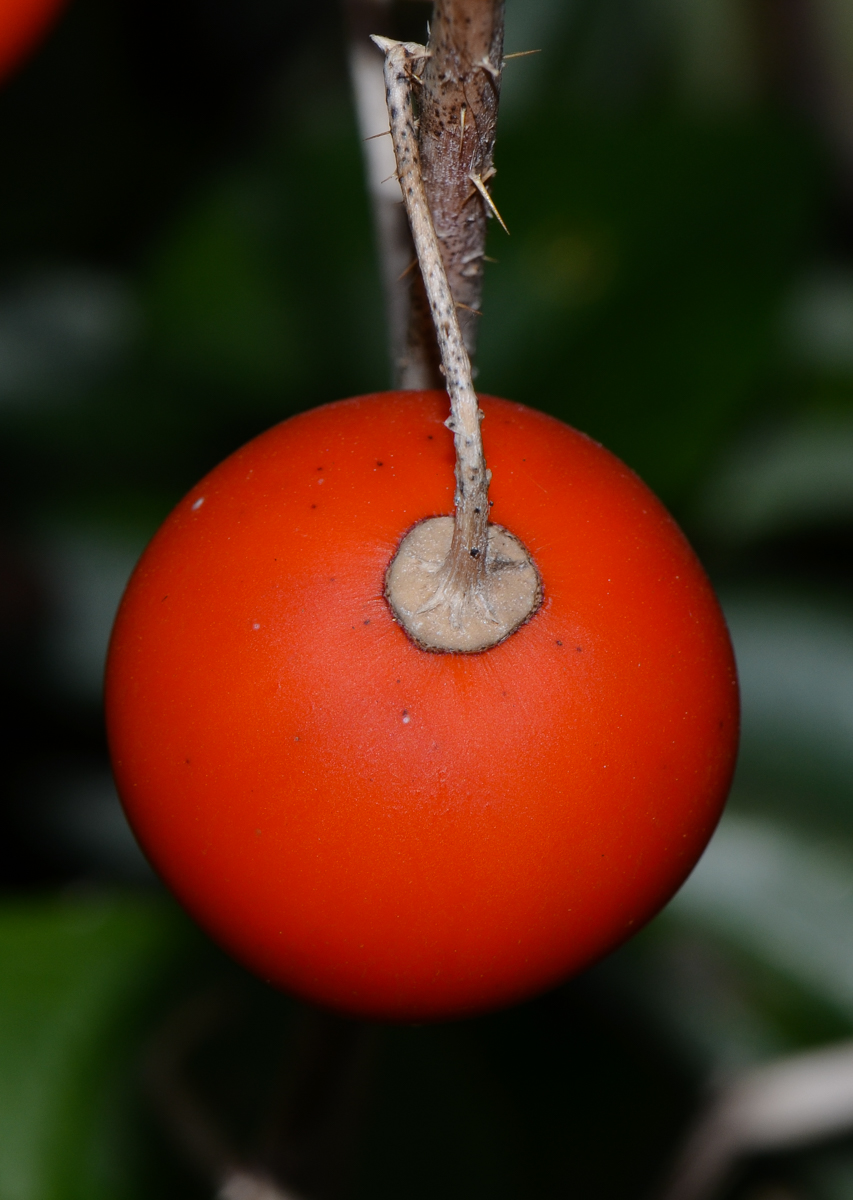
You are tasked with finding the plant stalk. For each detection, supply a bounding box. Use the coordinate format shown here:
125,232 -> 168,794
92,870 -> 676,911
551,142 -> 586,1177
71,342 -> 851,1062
373,35 -> 490,607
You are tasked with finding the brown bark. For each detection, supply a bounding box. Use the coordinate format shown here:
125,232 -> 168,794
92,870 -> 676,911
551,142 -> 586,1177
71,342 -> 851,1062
416,0 -> 506,362
347,0 -> 506,388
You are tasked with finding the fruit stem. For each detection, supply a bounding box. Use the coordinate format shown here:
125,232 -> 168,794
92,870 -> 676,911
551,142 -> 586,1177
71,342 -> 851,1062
375,8 -> 539,654
372,35 -> 491,604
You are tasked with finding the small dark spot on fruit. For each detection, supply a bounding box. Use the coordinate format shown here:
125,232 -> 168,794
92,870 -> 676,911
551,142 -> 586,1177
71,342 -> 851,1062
330,577 -> 336,582
576,646 -> 583,652
427,435 -> 433,440
364,619 -> 370,625
162,595 -> 169,602
311,504 -> 317,509
469,547 -> 480,558
185,759 -> 190,764
317,466 -> 323,471
556,640 -> 563,646
376,460 -> 383,467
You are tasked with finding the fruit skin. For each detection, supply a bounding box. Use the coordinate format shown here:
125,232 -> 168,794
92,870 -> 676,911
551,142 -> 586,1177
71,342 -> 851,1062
106,391 -> 738,1021
0,0 -> 66,82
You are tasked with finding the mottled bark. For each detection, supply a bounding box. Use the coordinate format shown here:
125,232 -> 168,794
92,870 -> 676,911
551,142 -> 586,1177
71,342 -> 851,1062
347,0 -> 506,387
416,0 -> 506,362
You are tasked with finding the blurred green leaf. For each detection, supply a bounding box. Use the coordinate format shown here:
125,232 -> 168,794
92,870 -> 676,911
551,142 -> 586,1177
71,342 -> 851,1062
0,894 -> 188,1200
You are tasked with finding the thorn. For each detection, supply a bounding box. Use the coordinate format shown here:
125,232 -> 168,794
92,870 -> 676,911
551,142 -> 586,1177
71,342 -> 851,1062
483,255 -> 498,263
455,302 -> 483,316
364,129 -> 391,142
380,171 -> 400,185
477,57 -> 501,81
370,35 -> 431,61
397,258 -> 418,281
459,105 -> 466,158
503,49 -> 542,61
469,173 -> 510,234
370,35 -> 398,54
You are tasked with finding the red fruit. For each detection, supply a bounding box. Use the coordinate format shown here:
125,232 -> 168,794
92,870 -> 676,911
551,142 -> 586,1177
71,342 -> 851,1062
105,391 -> 738,1020
0,0 -> 66,82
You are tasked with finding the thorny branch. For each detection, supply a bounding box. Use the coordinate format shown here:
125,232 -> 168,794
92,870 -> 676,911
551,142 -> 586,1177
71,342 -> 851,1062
348,0 -> 506,388
373,34 -> 491,617
417,0 -> 505,364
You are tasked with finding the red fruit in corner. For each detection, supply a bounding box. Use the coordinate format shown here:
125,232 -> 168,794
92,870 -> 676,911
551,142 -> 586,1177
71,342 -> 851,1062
0,0 -> 66,81
105,391 -> 739,1021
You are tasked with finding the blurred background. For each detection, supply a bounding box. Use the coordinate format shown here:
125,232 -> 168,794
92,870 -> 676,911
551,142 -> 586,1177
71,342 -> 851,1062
2,0 -> 853,1196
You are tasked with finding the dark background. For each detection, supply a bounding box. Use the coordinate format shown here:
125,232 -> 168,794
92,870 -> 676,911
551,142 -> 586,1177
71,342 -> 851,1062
2,2 -> 853,1198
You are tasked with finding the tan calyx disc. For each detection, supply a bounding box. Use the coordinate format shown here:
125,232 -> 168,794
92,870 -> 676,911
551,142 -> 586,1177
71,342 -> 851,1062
386,516 -> 542,653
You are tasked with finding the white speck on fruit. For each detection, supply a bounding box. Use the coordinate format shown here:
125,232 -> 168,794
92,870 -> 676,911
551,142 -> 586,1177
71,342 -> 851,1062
317,478 -> 325,485
253,623 -> 260,630
402,711 -> 411,724
191,497 -> 205,511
